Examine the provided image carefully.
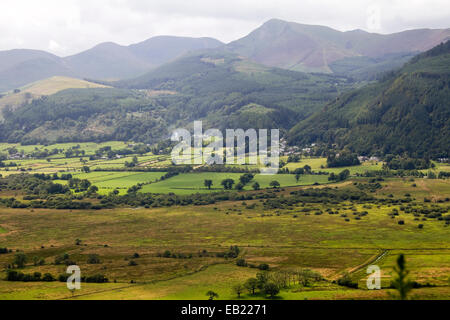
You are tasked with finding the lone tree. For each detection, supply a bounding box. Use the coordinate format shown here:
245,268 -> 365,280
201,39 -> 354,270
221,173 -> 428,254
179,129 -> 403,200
270,181 -> 281,189
206,291 -> 219,300
232,284 -> 244,298
13,253 -> 27,269
245,278 -> 258,295
204,180 -> 213,190
303,165 -> 312,174
221,179 -> 235,190
252,182 -> 260,191
295,173 -> 301,183
87,254 -> 101,264
391,254 -> 414,300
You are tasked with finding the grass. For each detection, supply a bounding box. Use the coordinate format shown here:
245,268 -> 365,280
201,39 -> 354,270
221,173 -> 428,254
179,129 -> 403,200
0,178 -> 449,300
284,157 -> 384,174
140,173 -> 330,195
0,142 -> 449,300
0,141 -> 128,156
73,171 -> 167,194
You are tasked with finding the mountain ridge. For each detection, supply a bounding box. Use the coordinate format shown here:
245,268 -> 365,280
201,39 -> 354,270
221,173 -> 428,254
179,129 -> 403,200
1,19 -> 449,92
0,36 -> 224,92
288,41 -> 450,158
225,19 -> 450,74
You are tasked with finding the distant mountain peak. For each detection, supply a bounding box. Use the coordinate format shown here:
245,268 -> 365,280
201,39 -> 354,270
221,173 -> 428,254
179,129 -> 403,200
227,20 -> 450,73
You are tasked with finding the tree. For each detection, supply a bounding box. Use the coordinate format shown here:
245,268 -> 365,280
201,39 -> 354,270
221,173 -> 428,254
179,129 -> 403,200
391,254 -> 414,300
245,278 -> 258,295
13,253 -> 27,268
303,165 -> 312,174
295,173 -> 301,183
269,181 -> 280,189
32,256 -> 44,266
256,272 -> 269,289
82,166 -> 90,173
235,183 -> 244,191
232,284 -> 244,298
206,291 -> 219,300
239,173 -> 254,185
204,180 -> 213,190
298,269 -> 321,287
236,259 -> 247,267
87,254 -> 101,264
338,169 -> 350,181
79,179 -> 91,191
88,185 -> 99,194
263,282 -> 279,298
221,179 -> 235,190
252,182 -> 260,190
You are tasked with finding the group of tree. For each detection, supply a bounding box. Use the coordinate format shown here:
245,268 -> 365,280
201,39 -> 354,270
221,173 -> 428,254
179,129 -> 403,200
233,269 -> 323,299
328,169 -> 351,182
327,152 -> 360,168
384,156 -> 433,170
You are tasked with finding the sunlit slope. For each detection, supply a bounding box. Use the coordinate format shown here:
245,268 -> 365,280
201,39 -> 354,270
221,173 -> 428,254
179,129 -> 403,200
0,76 -> 110,119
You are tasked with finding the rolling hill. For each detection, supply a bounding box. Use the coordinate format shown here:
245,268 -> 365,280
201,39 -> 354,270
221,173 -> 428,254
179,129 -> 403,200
0,50 -> 74,92
226,19 -> 450,77
0,76 -> 110,119
2,20 -> 449,92
116,50 -> 354,119
288,41 -> 450,158
0,51 -> 354,144
0,36 -> 223,92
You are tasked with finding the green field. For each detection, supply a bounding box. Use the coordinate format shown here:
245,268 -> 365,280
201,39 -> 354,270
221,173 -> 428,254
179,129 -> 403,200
0,177 -> 449,300
73,171 -> 167,195
1,142 -> 449,300
284,158 -> 384,174
140,173 -> 330,194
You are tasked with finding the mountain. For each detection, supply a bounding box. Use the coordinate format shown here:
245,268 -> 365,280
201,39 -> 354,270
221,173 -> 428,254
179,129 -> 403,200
128,36 -> 223,66
0,51 -> 354,144
63,42 -> 151,80
0,36 -> 223,92
2,20 -> 449,92
226,19 -> 450,77
288,41 -> 450,158
0,50 -> 74,92
65,36 -> 223,80
116,50 -> 354,118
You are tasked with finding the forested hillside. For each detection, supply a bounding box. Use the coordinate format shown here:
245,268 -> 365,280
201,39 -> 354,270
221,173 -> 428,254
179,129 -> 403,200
288,41 -> 450,158
0,51 -> 353,144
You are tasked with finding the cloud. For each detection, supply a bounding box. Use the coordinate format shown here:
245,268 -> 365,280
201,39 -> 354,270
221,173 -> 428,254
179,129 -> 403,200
0,0 -> 448,56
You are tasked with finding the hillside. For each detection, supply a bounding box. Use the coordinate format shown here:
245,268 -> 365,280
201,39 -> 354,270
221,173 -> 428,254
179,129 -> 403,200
0,51 -> 354,144
226,19 -> 450,77
117,50 -> 354,120
0,36 -> 223,92
288,41 -> 450,158
0,51 -> 74,92
0,76 -> 109,119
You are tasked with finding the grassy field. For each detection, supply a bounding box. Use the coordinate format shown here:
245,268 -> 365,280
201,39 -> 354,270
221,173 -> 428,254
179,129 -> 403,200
0,178 -> 449,300
284,158 -> 384,174
140,173 -> 330,195
0,142 -> 449,300
72,171 -> 167,195
0,141 -> 129,156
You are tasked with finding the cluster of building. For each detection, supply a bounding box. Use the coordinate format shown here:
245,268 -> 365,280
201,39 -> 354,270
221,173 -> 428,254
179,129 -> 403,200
358,156 -> 381,163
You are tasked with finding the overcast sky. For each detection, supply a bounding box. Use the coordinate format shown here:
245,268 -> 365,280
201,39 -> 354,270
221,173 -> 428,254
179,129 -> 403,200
0,0 -> 449,56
